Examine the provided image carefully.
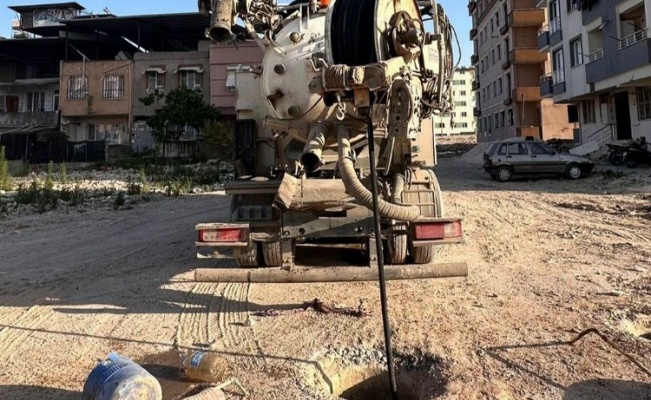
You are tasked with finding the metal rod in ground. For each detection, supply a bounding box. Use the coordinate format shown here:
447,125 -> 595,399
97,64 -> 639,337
366,114 -> 399,400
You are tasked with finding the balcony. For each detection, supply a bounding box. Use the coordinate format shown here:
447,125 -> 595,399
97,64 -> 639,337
585,38 -> 651,84
510,48 -> 548,64
501,59 -> 511,70
470,28 -> 478,40
619,30 -> 647,50
503,95 -> 513,105
552,69 -> 566,94
549,17 -> 562,46
535,0 -> 548,7
468,0 -> 477,14
471,54 -> 479,65
471,80 -> 480,91
499,23 -> 509,35
513,87 -> 542,102
0,111 -> 58,128
473,107 -> 481,117
539,74 -> 553,97
517,126 -> 541,138
508,9 -> 545,28
537,25 -> 550,51
586,48 -> 604,64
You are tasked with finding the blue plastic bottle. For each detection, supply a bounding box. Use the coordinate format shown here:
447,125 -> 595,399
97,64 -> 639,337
82,353 -> 163,400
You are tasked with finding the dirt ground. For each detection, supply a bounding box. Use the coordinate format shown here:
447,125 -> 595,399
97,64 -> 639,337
0,153 -> 650,400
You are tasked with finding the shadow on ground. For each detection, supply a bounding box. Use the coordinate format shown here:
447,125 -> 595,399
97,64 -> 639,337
0,386 -> 78,400
564,379 -> 651,400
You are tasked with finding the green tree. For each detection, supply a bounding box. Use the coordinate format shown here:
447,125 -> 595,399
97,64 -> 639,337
202,120 -> 234,162
139,87 -> 221,159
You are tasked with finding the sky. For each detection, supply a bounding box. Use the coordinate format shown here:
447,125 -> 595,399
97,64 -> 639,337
0,0 -> 473,66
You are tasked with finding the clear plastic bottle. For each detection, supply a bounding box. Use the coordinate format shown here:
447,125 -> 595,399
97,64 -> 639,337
181,351 -> 229,383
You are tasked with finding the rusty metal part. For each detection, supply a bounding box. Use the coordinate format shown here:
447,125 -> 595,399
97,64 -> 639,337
208,0 -> 234,42
252,298 -> 369,318
194,262 -> 468,283
567,328 -> 651,377
300,123 -> 328,173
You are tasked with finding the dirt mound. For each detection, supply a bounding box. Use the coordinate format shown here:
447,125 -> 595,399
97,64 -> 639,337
458,142 -> 494,165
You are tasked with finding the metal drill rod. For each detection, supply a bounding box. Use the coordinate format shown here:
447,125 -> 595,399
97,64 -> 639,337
366,115 -> 399,400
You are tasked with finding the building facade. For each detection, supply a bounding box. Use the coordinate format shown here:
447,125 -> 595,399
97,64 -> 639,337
433,67 -> 477,135
537,0 -> 651,146
132,45 -> 212,151
469,0 -> 575,142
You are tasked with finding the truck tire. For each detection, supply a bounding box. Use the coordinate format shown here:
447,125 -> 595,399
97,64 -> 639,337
234,244 -> 261,267
262,241 -> 282,267
387,224 -> 407,265
411,244 -> 435,265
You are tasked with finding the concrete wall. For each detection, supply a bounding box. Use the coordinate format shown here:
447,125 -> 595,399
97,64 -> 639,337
64,116 -> 129,143
60,60 -> 132,117
0,111 -> 58,128
541,99 -> 574,139
132,49 -> 210,118
210,41 -> 264,110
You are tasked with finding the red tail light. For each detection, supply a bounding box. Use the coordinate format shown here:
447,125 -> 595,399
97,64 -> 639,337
413,221 -> 462,240
198,228 -> 247,243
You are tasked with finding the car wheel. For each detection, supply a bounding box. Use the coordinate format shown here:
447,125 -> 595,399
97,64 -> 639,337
495,166 -> 513,182
565,163 -> 582,180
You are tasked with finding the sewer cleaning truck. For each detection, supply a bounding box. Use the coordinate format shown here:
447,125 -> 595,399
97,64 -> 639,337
194,0 -> 467,283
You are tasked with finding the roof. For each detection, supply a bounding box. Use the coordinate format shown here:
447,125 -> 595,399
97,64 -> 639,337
8,2 -> 84,12
62,13 -> 212,52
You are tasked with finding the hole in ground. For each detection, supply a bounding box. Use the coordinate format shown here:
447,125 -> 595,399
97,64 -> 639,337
302,350 -> 448,400
620,316 -> 651,341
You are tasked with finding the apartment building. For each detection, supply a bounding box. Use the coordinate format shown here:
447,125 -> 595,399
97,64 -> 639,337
132,45 -> 212,151
59,60 -> 132,144
433,67 -> 477,135
469,0 -> 575,142
537,0 -> 651,146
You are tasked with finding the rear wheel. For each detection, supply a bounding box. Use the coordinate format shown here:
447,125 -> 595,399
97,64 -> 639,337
411,243 -> 435,264
235,244 -> 261,267
387,224 -> 408,265
262,241 -> 282,267
566,163 -> 583,179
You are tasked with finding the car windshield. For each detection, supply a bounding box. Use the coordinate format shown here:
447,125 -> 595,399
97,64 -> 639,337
529,142 -> 556,155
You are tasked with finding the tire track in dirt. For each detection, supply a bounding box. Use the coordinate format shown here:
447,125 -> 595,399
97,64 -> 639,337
0,305 -> 56,360
176,282 -> 215,348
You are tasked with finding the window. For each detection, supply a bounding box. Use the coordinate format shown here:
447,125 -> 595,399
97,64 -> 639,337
529,142 -> 555,155
498,78 -> 503,94
500,110 -> 505,127
53,90 -> 59,111
495,11 -> 499,27
498,144 -> 507,155
459,122 -> 469,128
507,143 -> 529,155
435,123 -> 445,128
147,71 -> 165,92
552,49 -> 565,83
636,87 -> 651,120
27,92 -> 45,112
507,108 -> 514,126
183,125 -> 199,140
491,49 -> 495,65
570,38 -> 583,67
567,0 -> 579,12
179,70 -> 203,89
455,101 -> 467,107
460,90 -> 467,96
494,113 -> 499,128
452,80 -> 466,85
87,124 -> 98,141
582,100 -> 596,123
68,76 -> 88,99
549,0 -> 561,34
103,75 -> 125,99
497,44 -> 501,60
461,112 -> 468,117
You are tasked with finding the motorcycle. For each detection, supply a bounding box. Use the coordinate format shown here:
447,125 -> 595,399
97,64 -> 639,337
624,137 -> 651,168
606,143 -> 628,166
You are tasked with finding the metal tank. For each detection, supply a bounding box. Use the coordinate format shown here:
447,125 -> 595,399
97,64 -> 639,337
194,0 -> 468,282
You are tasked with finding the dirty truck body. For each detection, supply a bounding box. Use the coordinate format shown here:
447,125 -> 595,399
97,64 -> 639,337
195,0 -> 466,279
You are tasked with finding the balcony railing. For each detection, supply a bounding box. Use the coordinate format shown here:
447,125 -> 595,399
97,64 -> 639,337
586,48 -> 604,63
539,74 -> 553,97
552,69 -> 565,85
549,17 -> 561,35
500,23 -> 509,35
470,28 -> 478,40
468,0 -> 477,14
537,23 -> 549,37
619,30 -> 647,50
471,54 -> 479,65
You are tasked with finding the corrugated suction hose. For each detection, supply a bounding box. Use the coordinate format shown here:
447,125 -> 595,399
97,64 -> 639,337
338,132 -> 420,222
183,387 -> 226,400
